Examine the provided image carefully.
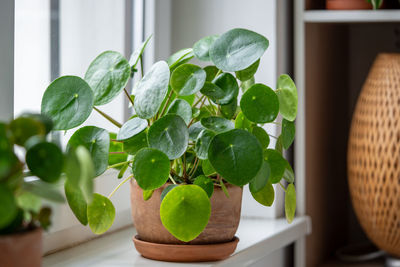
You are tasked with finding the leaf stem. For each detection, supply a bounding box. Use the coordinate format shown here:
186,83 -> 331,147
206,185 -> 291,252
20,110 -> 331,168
124,88 -> 135,107
160,89 -> 174,118
188,157 -> 200,179
109,151 -> 126,155
215,69 -> 222,79
193,95 -> 206,107
108,174 -> 134,199
183,153 -> 187,181
93,106 -> 122,128
107,161 -> 132,169
140,55 -> 144,78
279,182 -> 287,192
169,174 -> 177,185
269,134 -> 279,140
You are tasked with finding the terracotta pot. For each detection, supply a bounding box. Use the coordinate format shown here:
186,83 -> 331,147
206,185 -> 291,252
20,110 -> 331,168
326,0 -> 372,9
0,227 -> 42,267
130,180 -> 243,245
348,53 -> 400,257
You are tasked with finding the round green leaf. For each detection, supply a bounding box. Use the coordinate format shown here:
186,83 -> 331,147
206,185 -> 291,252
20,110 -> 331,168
132,148 -> 170,190
167,99 -> 192,125
41,76 -> 94,130
193,35 -> 219,61
264,149 -> 287,184
194,175 -> 214,198
249,161 -> 271,193
108,133 -> 128,168
282,119 -> 295,150
240,84 -> 279,123
160,185 -> 211,242
143,190 -> 154,201
285,183 -> 296,223
167,48 -> 194,70
208,129 -> 263,186
210,28 -> 269,72
204,65 -> 219,82
251,181 -> 274,207
65,181 -> 88,225
26,141 -> 63,183
212,73 -> 239,105
171,64 -> 206,96
117,117 -> 148,141
87,193 -> 115,234
148,114 -> 188,160
9,117 -> 46,146
0,184 -> 17,229
252,126 -> 270,149
189,121 -> 205,141
201,116 -> 234,133
129,35 -> 152,69
220,97 -> 237,120
276,74 -> 298,122
67,126 -> 109,177
195,129 -> 215,160
160,184 -> 178,201
235,59 -> 260,82
85,51 -> 130,106
200,82 -> 225,103
123,130 -> 148,155
134,61 -> 170,119
234,112 -> 252,131
201,159 -> 216,176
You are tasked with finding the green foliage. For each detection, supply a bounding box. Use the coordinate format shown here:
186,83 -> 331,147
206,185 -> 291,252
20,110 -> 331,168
251,181 -> 274,206
87,193 -> 115,234
285,183 -> 296,223
171,64 -> 206,96
276,74 -> 298,122
193,175 -> 214,198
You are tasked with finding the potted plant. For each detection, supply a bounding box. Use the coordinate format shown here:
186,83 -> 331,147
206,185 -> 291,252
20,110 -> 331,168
40,28 -> 298,262
0,114 -> 94,267
326,0 -> 383,9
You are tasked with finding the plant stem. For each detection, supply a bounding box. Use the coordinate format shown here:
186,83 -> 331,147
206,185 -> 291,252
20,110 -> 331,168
108,174 -> 134,199
215,69 -> 222,79
140,55 -> 144,78
271,121 -> 282,126
109,151 -> 126,155
107,161 -> 132,169
269,134 -> 279,140
188,157 -> 200,179
169,174 -> 177,185
183,154 -> 187,181
93,106 -> 122,128
279,182 -> 287,192
124,88 -> 135,107
193,95 -> 206,107
160,89 -> 174,118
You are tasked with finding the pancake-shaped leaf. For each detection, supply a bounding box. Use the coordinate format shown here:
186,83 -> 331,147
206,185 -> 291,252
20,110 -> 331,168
171,64 -> 206,96
161,184 -> 178,201
65,146 -> 95,203
108,133 -> 128,168
240,84 -> 279,123
195,129 -> 215,160
251,181 -> 274,207
129,35 -> 152,69
22,180 -> 65,203
283,163 -> 295,183
212,73 -> 239,105
210,28 -> 269,72
193,35 -> 219,61
252,126 -> 270,149
167,48 -> 194,70
87,193 -> 115,234
202,159 -> 216,176
41,76 -> 94,130
0,184 -> 17,229
208,129 -> 263,186
9,117 -> 46,146
132,148 -> 170,190
85,51 -> 130,106
194,175 -> 214,198
68,126 -> 109,177
285,184 -> 296,223
117,117 -> 148,141
189,121 -> 205,141
201,116 -> 234,133
134,61 -> 170,119
65,181 -> 88,225
282,119 -> 295,149
264,149 -> 287,184
234,112 -> 252,131
167,99 -> 192,125
204,65 -> 219,82
200,82 -> 225,103
276,74 -> 298,122
160,185 -> 211,242
123,130 -> 148,155
240,77 -> 255,93
143,190 -> 154,201
148,114 -> 188,160
220,98 -> 237,120
249,161 -> 271,193
235,59 -> 260,82
26,141 -> 63,183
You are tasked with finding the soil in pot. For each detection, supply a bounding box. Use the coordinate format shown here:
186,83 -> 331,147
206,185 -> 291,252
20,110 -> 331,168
130,180 -> 243,261
0,227 -> 42,267
326,0 -> 373,9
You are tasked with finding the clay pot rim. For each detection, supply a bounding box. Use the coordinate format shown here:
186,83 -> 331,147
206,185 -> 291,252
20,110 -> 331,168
133,235 -> 239,247
130,179 -> 240,190
0,226 -> 42,239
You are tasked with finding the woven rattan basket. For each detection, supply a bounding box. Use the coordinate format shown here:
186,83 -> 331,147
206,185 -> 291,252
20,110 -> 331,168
348,53 -> 400,257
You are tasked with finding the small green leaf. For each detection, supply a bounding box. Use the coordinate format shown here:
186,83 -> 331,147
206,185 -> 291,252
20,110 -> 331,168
282,119 -> 295,150
0,184 -> 17,229
275,136 -> 283,154
251,181 -> 274,206
220,180 -> 230,198
220,98 -> 237,120
160,184 -> 178,201
240,84 -> 279,123
283,163 -> 295,184
200,82 -> 225,103
235,59 -> 260,82
193,35 -> 219,61
123,130 -> 148,155
132,148 -> 170,190
204,65 -> 219,82
234,112 -> 252,131
22,180 -> 65,203
108,133 -> 128,168
285,184 -> 296,223
212,73 -> 239,105
134,61 -> 170,119
189,122 -> 205,141
167,48 -> 194,70
252,126 -> 270,149
201,116 -> 234,133
264,149 -> 287,184
9,117 -> 46,146
195,129 -> 215,160
117,162 -> 129,179
170,64 -> 206,96
16,191 -> 41,214
276,74 -> 298,122
143,190 -> 154,201
249,161 -> 271,193
117,117 -> 148,141
201,159 -> 216,176
129,34 -> 152,69
41,76 -> 94,130
87,193 -> 115,234
65,181 -> 88,225
37,207 -> 52,230
85,51 -> 131,106
148,114 -> 188,160
167,99 -> 192,125
160,185 -> 211,242
210,28 -> 269,72
194,175 -> 214,198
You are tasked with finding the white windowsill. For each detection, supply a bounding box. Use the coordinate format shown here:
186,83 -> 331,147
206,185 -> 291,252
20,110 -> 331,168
43,216 -> 311,267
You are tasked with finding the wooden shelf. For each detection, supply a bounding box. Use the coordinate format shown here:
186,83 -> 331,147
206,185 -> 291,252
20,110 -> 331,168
304,10 -> 400,23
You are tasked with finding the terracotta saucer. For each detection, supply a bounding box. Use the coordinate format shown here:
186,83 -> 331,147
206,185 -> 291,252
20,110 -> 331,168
132,235 -> 239,262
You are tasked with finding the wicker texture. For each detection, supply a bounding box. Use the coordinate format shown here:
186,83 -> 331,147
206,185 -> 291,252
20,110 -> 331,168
348,53 -> 400,257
